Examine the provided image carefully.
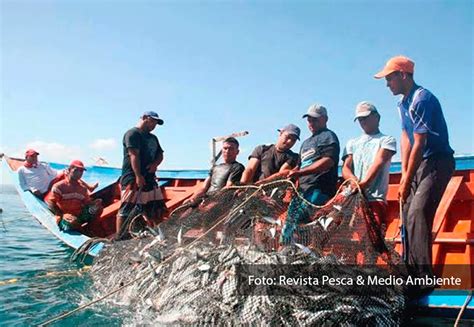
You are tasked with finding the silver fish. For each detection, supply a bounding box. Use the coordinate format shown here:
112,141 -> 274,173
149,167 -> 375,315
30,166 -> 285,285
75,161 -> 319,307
262,216 -> 281,226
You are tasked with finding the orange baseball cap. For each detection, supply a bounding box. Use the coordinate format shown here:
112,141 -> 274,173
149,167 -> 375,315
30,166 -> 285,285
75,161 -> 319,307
374,56 -> 415,79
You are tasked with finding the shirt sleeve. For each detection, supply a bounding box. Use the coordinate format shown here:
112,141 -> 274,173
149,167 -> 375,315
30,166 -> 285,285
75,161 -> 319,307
227,163 -> 245,184
320,132 -> 340,164
124,129 -> 141,150
18,167 -> 29,191
381,136 -> 397,153
248,145 -> 264,160
341,139 -> 353,160
43,163 -> 58,178
155,136 -> 164,154
286,153 -> 299,168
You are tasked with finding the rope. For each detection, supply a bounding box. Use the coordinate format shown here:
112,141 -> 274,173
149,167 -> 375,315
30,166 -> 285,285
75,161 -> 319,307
116,189 -> 143,240
0,266 -> 91,286
38,266 -> 153,326
38,186 -> 262,325
227,177 -> 359,210
39,177 -> 363,325
454,290 -> 473,327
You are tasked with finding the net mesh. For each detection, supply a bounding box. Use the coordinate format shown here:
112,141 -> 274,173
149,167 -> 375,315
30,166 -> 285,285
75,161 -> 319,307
90,177 -> 407,325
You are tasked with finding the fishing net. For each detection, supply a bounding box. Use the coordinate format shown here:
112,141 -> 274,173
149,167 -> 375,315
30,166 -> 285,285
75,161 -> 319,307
90,177 -> 407,325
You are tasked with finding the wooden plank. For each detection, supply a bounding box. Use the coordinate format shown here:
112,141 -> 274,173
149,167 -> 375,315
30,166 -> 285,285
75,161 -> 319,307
432,176 -> 464,238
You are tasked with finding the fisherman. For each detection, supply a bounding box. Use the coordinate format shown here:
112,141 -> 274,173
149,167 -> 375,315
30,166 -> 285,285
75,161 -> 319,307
46,160 -> 104,236
17,149 -> 97,199
342,101 -> 396,232
374,56 -> 455,285
240,124 -> 300,184
185,137 -> 245,205
117,111 -> 167,235
281,104 -> 340,243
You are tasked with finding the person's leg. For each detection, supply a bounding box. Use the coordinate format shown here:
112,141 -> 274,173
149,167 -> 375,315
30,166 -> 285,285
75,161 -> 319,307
142,183 -> 166,227
116,185 -> 137,237
405,156 -> 454,279
368,201 -> 388,236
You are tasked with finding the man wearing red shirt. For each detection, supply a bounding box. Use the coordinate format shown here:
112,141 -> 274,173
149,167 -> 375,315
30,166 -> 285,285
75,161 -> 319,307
47,160 -> 103,235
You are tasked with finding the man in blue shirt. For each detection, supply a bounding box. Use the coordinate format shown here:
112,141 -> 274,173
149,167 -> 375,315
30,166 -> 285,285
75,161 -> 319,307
375,56 -> 455,287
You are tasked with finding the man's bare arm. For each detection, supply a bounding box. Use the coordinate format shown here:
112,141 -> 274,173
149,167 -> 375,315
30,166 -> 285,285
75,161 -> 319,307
359,148 -> 395,188
240,158 -> 260,184
342,154 -> 358,182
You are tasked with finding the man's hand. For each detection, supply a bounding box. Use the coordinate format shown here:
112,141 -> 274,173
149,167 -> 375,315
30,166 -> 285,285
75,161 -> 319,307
146,163 -> 159,174
135,175 -> 145,189
88,182 -> 99,192
398,180 -> 411,203
287,169 -> 301,179
358,179 -> 367,190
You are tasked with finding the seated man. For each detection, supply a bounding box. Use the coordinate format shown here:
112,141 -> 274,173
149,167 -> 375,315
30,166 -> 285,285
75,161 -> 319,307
46,160 -> 104,236
342,101 -> 396,230
18,149 -> 59,198
240,124 -> 300,184
18,149 -> 98,199
186,137 -> 245,205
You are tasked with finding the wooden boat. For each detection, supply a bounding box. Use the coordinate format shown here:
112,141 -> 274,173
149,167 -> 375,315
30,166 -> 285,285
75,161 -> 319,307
1,155 -> 207,256
2,154 -> 473,318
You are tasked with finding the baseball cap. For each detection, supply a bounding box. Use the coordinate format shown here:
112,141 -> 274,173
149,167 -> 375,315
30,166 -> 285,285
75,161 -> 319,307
303,104 -> 328,119
374,56 -> 415,79
143,111 -> 164,125
69,160 -> 87,171
278,124 -> 301,140
354,101 -> 378,121
25,149 -> 39,156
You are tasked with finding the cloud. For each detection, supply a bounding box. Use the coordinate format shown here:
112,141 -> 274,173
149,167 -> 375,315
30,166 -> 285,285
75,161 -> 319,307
22,141 -> 83,164
89,138 -> 118,151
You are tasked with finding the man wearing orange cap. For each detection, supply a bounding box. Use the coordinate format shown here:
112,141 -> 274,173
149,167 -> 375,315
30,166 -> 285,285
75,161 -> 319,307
46,160 -> 104,236
17,149 -> 58,198
375,56 -> 454,285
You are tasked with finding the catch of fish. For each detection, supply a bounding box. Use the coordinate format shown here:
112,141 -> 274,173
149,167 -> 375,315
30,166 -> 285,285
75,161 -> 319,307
90,181 -> 406,325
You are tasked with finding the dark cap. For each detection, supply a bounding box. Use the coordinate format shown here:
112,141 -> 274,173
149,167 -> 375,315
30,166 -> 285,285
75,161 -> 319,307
143,111 -> 164,125
278,124 -> 301,140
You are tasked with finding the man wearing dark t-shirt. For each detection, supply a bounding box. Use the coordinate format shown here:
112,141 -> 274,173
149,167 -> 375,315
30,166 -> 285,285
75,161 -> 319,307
186,137 -> 244,204
116,111 -> 166,236
240,124 -> 300,184
281,104 -> 340,244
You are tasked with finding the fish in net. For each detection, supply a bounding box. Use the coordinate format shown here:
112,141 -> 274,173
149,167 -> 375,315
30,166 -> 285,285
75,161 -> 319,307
90,177 -> 408,325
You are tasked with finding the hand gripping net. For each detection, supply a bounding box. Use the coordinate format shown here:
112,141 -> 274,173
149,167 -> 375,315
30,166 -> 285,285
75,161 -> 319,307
91,177 -> 407,326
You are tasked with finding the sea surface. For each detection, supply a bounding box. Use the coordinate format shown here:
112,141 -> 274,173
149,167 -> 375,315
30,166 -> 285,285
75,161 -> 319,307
1,156 -> 473,326
0,184 -> 123,326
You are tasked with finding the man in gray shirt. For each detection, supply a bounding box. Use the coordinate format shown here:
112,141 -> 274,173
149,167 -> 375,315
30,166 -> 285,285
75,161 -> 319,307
186,137 -> 244,204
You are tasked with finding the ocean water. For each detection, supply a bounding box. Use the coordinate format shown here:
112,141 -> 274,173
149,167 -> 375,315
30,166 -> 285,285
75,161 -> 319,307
0,184 -> 123,326
1,156 -> 474,326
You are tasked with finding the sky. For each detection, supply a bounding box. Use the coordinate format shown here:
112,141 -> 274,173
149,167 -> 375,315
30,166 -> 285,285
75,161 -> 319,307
1,0 -> 473,183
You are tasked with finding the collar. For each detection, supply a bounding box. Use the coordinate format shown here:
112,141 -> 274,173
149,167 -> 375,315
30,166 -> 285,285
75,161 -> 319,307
24,162 -> 38,168
401,83 -> 420,106
312,127 -> 328,136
